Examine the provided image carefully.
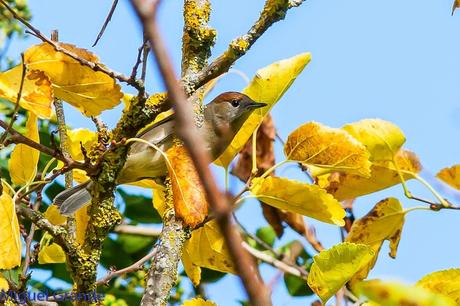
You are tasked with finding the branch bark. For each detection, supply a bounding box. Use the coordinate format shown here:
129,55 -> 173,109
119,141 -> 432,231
129,1 -> 272,305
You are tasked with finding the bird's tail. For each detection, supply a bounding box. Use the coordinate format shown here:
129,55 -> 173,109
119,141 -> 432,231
54,181 -> 92,215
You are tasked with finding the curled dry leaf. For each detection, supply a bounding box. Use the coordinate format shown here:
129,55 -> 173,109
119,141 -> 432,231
342,119 -> 406,162
182,220 -> 236,286
0,191 -> 21,269
24,43 -> 123,116
436,164 -> 460,190
8,113 -> 40,186
215,52 -> 311,167
307,242 -> 374,303
346,198 -> 405,284
416,269 -> 460,304
166,145 -> 208,229
354,280 -> 456,306
231,114 -> 276,181
250,176 -> 345,226
0,66 -> 53,118
320,149 -> 422,201
284,121 -> 371,177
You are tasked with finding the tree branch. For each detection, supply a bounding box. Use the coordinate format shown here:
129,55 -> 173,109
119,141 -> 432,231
129,1 -> 272,305
92,0 -> 119,47
183,0 -> 304,94
0,0 -> 143,91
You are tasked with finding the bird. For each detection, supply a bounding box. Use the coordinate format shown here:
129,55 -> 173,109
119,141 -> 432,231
54,92 -> 267,215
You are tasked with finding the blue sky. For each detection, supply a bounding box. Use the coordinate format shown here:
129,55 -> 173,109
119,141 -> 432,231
4,0 -> 460,305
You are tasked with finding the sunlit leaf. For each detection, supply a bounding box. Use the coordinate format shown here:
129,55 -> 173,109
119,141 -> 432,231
38,233 -> 66,264
152,185 -> 170,218
75,205 -> 90,245
181,298 -> 217,306
24,43 -> 123,116
67,128 -> 98,161
307,242 -> 374,303
417,269 -> 460,304
182,220 -> 236,286
453,0 -> 460,15
0,275 -> 8,290
9,112 -> 40,185
354,280 -> 456,306
284,122 -> 371,177
436,165 -> 460,190
320,150 -> 421,201
166,145 -> 208,228
0,191 -> 21,269
44,205 -> 67,225
346,198 -> 405,283
0,65 -> 53,118
342,119 -> 406,162
250,176 -> 345,226
215,52 -> 311,167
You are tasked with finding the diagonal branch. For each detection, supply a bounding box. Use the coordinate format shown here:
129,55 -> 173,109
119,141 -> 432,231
183,0 -> 305,94
0,0 -> 143,90
129,1 -> 272,305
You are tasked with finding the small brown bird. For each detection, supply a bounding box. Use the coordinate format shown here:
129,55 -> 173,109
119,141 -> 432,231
55,92 -> 266,215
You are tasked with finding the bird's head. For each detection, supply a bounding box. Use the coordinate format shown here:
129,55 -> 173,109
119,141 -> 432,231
203,92 -> 266,159
205,91 -> 267,131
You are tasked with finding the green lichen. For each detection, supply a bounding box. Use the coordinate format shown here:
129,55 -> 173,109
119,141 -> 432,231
182,0 -> 216,75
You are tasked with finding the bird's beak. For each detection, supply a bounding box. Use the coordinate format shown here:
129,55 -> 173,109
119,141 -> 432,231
247,101 -> 267,109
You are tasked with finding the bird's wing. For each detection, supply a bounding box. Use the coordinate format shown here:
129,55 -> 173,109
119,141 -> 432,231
130,113 -> 176,154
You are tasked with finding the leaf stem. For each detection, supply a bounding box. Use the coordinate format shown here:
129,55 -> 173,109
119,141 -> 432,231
259,159 -> 289,179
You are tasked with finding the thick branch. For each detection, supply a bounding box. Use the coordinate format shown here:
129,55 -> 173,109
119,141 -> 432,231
129,1 -> 272,305
181,0 -> 216,77
183,0 -> 304,94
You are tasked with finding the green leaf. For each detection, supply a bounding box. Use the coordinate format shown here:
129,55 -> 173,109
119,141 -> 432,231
118,189 -> 162,224
284,274 -> 314,297
256,226 -> 276,247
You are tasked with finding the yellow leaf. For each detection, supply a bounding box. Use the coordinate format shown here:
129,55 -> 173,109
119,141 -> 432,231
181,298 -> 217,306
9,113 -> 40,185
307,242 -> 374,303
182,220 -> 236,286
342,119 -> 406,162
0,275 -> 8,290
436,165 -> 460,190
75,205 -> 90,245
215,52 -> 311,167
320,150 -> 421,201
284,122 -> 371,177
67,128 -> 98,161
126,179 -> 161,189
0,191 -> 22,269
250,176 -> 345,226
152,185 -> 170,218
44,205 -> 67,225
0,66 -> 53,118
72,168 -> 90,184
354,280 -> 456,306
453,0 -> 460,15
38,233 -> 66,264
167,146 -> 208,228
346,198 -> 405,283
24,43 -> 123,116
417,269 -> 460,304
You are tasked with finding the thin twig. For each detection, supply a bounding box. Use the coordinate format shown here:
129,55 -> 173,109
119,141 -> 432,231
0,119 -> 88,171
96,247 -> 157,286
0,53 -> 26,145
92,0 -> 119,47
130,36 -> 148,81
114,224 -> 161,236
0,0 -> 143,90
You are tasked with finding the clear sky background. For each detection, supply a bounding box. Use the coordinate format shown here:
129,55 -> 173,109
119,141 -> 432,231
4,0 -> 460,305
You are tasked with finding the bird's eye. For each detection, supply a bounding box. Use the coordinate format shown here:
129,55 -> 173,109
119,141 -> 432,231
231,99 -> 240,107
